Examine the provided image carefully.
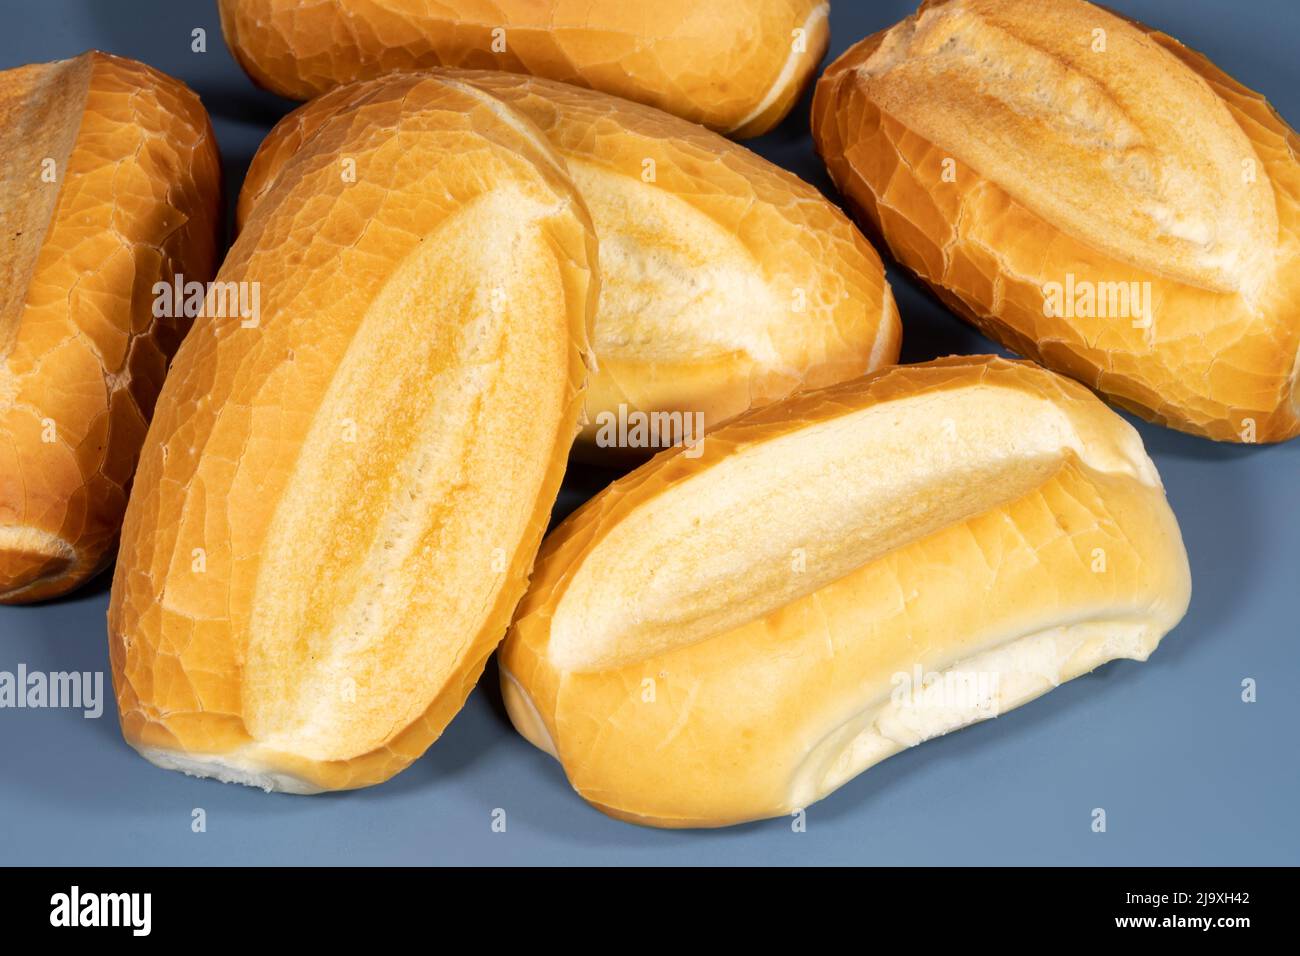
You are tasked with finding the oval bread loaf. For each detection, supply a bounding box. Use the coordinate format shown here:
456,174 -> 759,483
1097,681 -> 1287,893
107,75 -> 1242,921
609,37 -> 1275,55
239,70 -> 900,458
108,73 -> 597,792
0,51 -> 221,604
217,0 -> 829,138
499,356 -> 1192,827
813,0 -> 1300,443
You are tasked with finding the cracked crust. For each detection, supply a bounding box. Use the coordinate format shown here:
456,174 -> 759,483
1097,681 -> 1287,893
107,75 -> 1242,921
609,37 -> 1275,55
812,0 -> 1300,443
216,0 -> 829,138
238,69 -> 900,457
499,356 -> 1191,827
107,72 -> 598,792
0,51 -> 221,603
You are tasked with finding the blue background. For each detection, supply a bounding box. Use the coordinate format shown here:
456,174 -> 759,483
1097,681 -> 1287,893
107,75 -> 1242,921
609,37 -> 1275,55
0,0 -> 1296,865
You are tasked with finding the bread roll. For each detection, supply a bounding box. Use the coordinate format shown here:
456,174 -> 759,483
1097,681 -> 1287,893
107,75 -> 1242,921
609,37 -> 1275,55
0,52 -> 221,604
217,0 -> 828,138
108,73 -> 597,792
813,0 -> 1300,443
239,70 -> 900,457
499,356 -> 1191,827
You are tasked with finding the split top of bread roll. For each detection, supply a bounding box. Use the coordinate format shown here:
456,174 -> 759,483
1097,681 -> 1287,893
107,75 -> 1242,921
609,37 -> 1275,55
813,0 -> 1300,443
108,72 -> 597,792
0,51 -> 221,604
239,69 -> 900,458
500,356 -> 1191,827
217,0 -> 829,137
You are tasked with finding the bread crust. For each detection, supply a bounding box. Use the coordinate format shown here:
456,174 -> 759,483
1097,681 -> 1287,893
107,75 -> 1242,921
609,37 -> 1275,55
217,0 -> 829,137
499,356 -> 1191,827
0,51 -> 221,603
239,69 -> 900,458
813,0 -> 1300,443
108,73 -> 597,791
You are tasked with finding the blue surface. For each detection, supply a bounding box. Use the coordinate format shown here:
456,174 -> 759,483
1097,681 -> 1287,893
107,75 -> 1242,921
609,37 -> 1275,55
0,0 -> 1297,866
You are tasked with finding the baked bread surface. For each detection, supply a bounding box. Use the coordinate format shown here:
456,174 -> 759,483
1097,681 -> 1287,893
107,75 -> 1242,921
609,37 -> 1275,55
217,0 -> 830,137
0,51 -> 221,603
813,0 -> 1300,442
239,69 -> 900,456
500,355 -> 1192,827
108,72 -> 597,792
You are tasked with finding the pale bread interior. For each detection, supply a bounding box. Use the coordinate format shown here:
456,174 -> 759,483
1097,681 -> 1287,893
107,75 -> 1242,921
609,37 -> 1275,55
569,161 -> 787,368
549,383 -> 1156,672
1291,346 -> 1300,418
136,746 -> 323,795
790,617 -> 1158,810
0,526 -> 77,596
500,665 -> 558,759
239,188 -> 572,763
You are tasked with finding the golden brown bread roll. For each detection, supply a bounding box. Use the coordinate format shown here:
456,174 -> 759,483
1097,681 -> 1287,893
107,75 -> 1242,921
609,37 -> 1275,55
239,70 -> 900,457
813,0 -> 1300,443
217,0 -> 829,137
499,356 -> 1191,827
108,72 -> 597,792
0,51 -> 221,604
